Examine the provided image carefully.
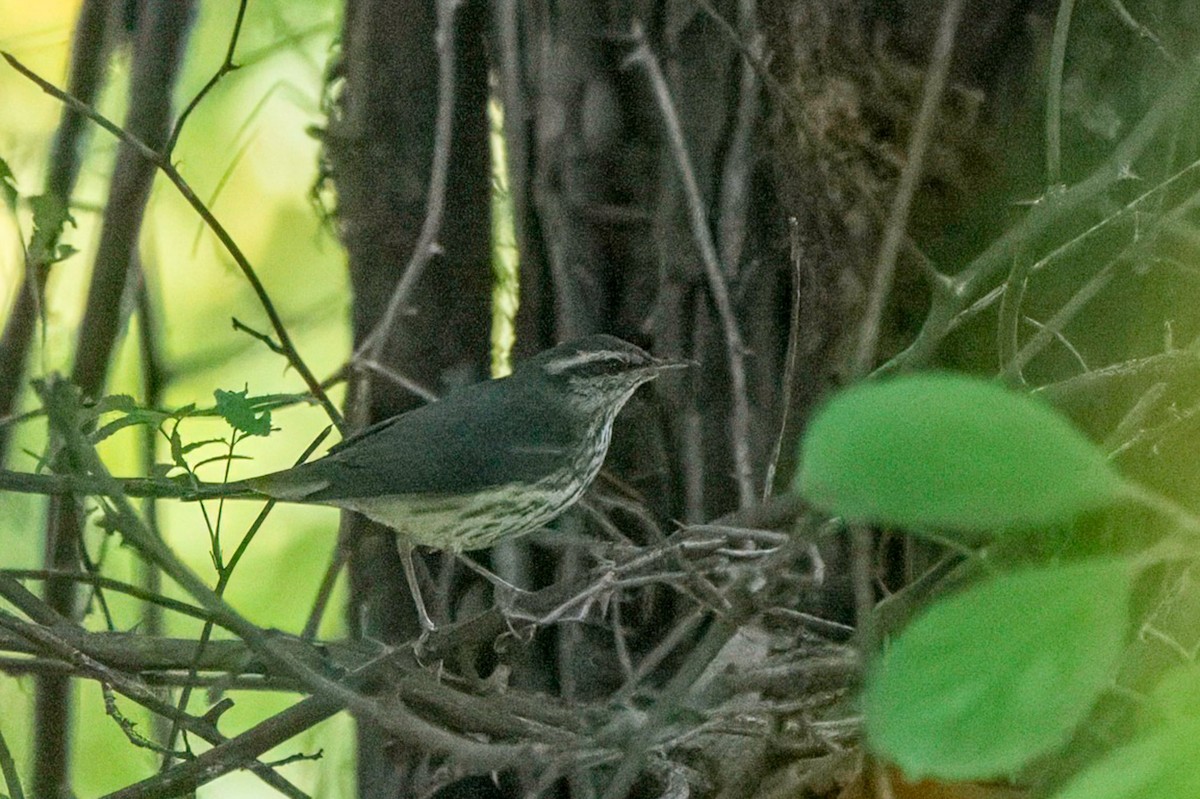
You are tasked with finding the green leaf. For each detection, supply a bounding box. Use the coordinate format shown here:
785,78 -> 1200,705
179,437 -> 226,455
795,373 -> 1127,533
865,560 -> 1131,780
27,193 -> 75,267
214,387 -> 272,437
90,394 -> 139,414
169,429 -> 185,469
1052,715 -> 1200,799
1144,665 -> 1200,726
0,155 -> 17,212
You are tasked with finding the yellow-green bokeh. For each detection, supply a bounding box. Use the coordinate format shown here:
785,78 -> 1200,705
0,1 -> 355,796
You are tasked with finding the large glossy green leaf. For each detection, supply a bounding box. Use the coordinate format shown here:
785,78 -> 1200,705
865,560 -> 1131,780
796,373 -> 1127,533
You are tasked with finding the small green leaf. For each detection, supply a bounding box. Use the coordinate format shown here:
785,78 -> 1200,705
179,437 -> 226,455
865,560 -> 1131,780
90,394 -> 139,414
796,373 -> 1127,533
0,155 -> 17,212
214,387 -> 272,437
1052,715 -> 1200,799
53,243 -> 78,263
27,193 -> 75,267
169,429 -> 185,469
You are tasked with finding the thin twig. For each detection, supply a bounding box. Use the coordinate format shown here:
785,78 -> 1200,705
628,23 -> 756,507
0,722 -> 22,799
231,317 -> 285,354
883,58 -> 1200,371
353,0 -> 462,363
1046,0 -> 1076,187
165,0 -> 248,155
764,219 -> 804,499
852,0 -> 966,376
2,570 -> 212,623
1102,0 -> 1176,63
2,51 -> 346,434
165,425 -> 332,766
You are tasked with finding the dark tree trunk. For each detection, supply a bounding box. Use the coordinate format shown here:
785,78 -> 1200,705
33,4 -> 194,796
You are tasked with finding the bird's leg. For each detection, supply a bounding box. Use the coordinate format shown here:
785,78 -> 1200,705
398,543 -> 437,633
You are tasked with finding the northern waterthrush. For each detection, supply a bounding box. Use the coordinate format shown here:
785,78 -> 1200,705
195,335 -> 687,630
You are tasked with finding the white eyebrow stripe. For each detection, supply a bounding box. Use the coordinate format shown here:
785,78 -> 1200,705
545,350 -> 630,375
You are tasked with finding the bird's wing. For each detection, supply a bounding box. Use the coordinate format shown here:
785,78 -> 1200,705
250,378 -> 578,501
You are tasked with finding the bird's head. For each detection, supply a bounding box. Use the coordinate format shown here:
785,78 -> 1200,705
522,334 -> 690,416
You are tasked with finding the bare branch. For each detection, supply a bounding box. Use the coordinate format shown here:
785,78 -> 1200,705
852,0 -> 966,377
1,51 -> 346,433
353,0 -> 463,363
164,0 -> 249,155
627,24 -> 756,508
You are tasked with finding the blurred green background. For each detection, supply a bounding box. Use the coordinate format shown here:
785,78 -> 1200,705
0,1 -> 359,795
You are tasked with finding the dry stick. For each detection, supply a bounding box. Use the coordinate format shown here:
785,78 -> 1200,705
852,0 -> 965,376
628,24 -> 756,508
133,260 -> 170,752
353,0 -> 462,364
1103,0 -> 1176,62
1045,0 -> 1076,189
1,52 -> 345,434
714,0 -> 762,273
763,219 -> 804,500
0,658 -> 299,692
0,469 -> 190,498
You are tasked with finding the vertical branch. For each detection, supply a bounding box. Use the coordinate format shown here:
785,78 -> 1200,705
1046,0 -> 1077,188
352,0 -> 463,365
0,0 -> 116,462
629,25 -> 756,508
852,0 -> 966,377
34,5 -> 196,796
0,721 -> 23,799
133,268 -> 166,744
